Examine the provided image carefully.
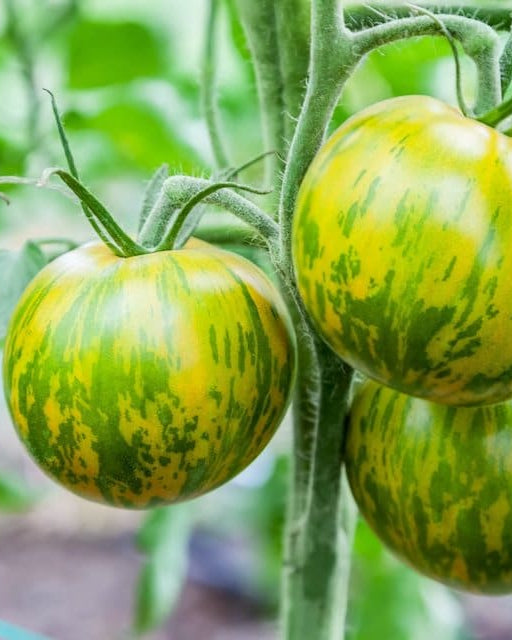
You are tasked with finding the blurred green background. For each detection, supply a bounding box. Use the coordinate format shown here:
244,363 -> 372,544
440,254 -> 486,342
1,1 -> 512,638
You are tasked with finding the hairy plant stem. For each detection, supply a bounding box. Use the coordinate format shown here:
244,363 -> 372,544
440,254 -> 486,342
201,0 -> 230,169
478,94 -> 512,127
344,4 -> 512,31
274,5 -> 361,638
353,14 -> 502,113
201,4 -> 507,639
281,326 -> 355,640
500,27 -> 512,95
278,1 -> 357,272
274,0 -> 311,143
138,175 -> 278,250
234,0 -> 286,194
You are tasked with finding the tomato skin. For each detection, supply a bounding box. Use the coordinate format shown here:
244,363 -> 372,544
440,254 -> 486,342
345,379 -> 512,594
2,240 -> 296,508
292,95 -> 512,406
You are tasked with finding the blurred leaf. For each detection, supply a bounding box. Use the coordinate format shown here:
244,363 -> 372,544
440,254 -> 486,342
334,37 -> 456,129
0,619 -> 51,640
67,20 -> 165,89
368,37 -> 452,97
225,0 -> 251,61
134,504 -> 194,634
87,102 -> 202,173
348,519 -> 463,640
0,471 -> 42,512
0,137 -> 26,177
0,242 -> 47,347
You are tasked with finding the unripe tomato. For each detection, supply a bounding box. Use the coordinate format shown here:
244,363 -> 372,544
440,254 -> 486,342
3,240 -> 296,508
292,95 -> 512,406
346,379 -> 512,594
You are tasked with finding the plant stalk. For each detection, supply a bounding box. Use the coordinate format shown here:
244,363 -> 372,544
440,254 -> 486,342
353,14 -> 502,113
282,337 -> 355,640
201,0 -> 230,169
234,0 -> 286,193
138,175 -> 278,250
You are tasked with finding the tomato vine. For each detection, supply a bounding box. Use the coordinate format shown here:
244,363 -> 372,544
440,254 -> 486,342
3,2 -> 512,639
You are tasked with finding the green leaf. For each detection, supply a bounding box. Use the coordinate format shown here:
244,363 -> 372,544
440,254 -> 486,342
0,137 -> 26,177
67,20 -> 165,89
348,520 -> 463,640
0,242 -> 47,347
0,471 -> 42,512
225,0 -> 251,61
89,102 -> 202,173
134,504 -> 193,633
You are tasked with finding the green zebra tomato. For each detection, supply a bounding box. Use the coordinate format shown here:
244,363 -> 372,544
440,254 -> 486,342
345,379 -> 512,594
2,239 -> 296,508
292,95 -> 512,406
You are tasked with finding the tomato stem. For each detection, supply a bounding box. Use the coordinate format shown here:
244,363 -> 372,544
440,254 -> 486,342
201,0 -> 230,170
406,4 -> 470,117
220,150 -> 279,182
282,335 -> 356,640
500,27 -> 512,95
157,181 -> 272,251
477,95 -> 512,128
137,164 -> 169,235
273,0 -> 311,144
234,0 -> 287,194
278,0 -> 356,273
353,13 -> 502,114
345,4 -> 512,31
138,175 -> 279,250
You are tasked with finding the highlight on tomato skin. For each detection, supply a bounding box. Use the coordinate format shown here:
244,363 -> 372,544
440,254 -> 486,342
292,94 -> 512,408
2,239 -> 297,509
345,378 -> 512,594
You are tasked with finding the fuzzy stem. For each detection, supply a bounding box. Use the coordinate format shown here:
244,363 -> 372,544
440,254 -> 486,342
201,0 -> 230,169
345,4 -> 512,31
278,1 -> 356,271
274,0 -> 311,143
193,219 -> 256,246
138,164 -> 169,235
234,0 -> 286,191
406,4 -> 470,116
478,94 -> 512,127
157,181 -> 271,251
500,28 -> 512,96
282,339 -> 355,640
353,14 -> 501,113
138,175 -> 278,249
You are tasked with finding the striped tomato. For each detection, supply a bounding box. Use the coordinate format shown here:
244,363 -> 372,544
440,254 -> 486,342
2,240 -> 296,508
346,379 -> 512,593
292,95 -> 512,406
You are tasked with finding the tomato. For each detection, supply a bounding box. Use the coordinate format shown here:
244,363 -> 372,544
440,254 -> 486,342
2,240 -> 296,508
345,378 -> 512,593
292,95 -> 512,406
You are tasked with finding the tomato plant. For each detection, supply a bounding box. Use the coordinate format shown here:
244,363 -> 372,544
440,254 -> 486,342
4,2 -> 512,639
345,378 -> 512,594
292,94 -> 512,407
3,240 -> 296,508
